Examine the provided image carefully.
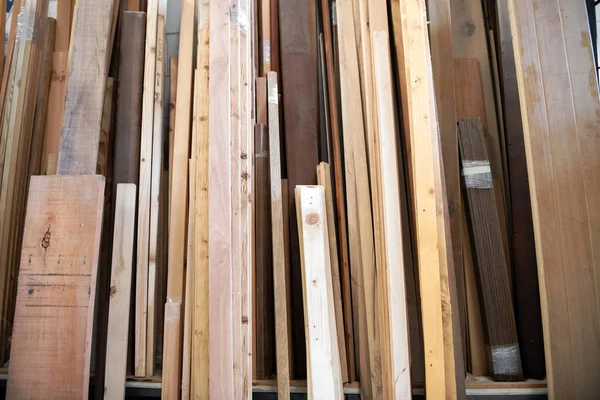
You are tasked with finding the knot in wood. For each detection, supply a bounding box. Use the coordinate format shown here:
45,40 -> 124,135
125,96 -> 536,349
305,213 -> 320,225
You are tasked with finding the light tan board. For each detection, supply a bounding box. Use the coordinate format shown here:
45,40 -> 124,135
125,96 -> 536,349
163,0 -> 195,395
104,184 -> 137,400
295,185 -> 343,400
509,0 -> 600,397
192,0 -> 210,397
135,0 -> 158,378
146,0 -> 167,377
267,72 -> 291,399
7,175 -> 105,399
316,162 -> 348,383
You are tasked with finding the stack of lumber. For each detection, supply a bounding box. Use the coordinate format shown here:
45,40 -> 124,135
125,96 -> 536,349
0,0 -> 596,399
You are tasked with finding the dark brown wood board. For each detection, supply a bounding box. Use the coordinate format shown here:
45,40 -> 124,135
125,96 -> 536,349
7,175 -> 105,399
278,0 -> 319,378
56,0 -> 116,175
458,118 -> 522,381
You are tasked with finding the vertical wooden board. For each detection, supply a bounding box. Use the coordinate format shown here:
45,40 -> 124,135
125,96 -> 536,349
7,175 -> 105,399
163,0 -> 195,395
267,72 -> 291,399
295,185 -> 343,400
56,0 -> 116,175
97,77 -> 115,176
41,51 -> 68,175
281,178 -> 296,378
495,0 -> 544,379
316,162 -> 348,383
169,57 -> 178,193
208,0 -> 233,396
113,11 -> 145,188
259,0 -> 270,74
135,0 -> 158,378
279,0 -> 319,377
104,184 -> 136,400
509,0 -> 600,397
192,0 -> 210,396
56,0 -> 73,52
0,0 -> 5,80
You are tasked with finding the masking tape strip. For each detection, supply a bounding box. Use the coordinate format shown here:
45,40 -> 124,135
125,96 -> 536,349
164,298 -> 181,322
462,160 -> 492,189
491,344 -> 522,376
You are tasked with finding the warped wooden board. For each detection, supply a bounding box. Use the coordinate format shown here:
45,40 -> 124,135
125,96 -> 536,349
458,118 -> 522,381
495,0 -> 544,380
113,11 -> 145,189
7,175 -> 105,399
316,162 -> 348,383
208,0 -> 233,395
29,18 -> 56,176
279,0 -> 319,376
56,0 -> 115,174
104,184 -> 136,400
41,51 -> 68,175
337,0 -> 376,393
392,0 -> 465,397
192,0 -> 210,396
163,0 -> 195,395
295,185 -> 343,400
135,0 -> 158,377
146,0 -> 166,377
267,72 -> 291,399
509,0 -> 600,397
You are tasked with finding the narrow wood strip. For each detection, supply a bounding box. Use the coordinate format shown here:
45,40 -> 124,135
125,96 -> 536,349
146,0 -> 166,376
162,0 -> 195,395
208,0 -> 233,395
256,77 -> 267,126
509,0 -> 600,396
267,72 -> 291,399
259,0 -> 270,74
135,0 -> 158,378
56,0 -> 73,51
281,178 -> 295,378
458,118 -> 522,381
295,185 -> 344,400
316,162 -> 348,383
0,0 -> 22,119
0,0 -> 6,81
192,0 -> 210,396
168,56 -> 178,210
104,184 -> 137,400
7,175 -> 105,399
56,0 -> 116,174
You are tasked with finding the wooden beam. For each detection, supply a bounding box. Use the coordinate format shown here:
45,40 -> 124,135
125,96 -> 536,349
267,72 -> 291,399
208,0 -> 233,395
56,0 -> 73,52
295,185 -> 343,399
279,0 -> 319,376
168,56 -> 178,204
56,0 -> 115,174
392,0 -> 465,397
163,0 -> 195,395
316,162 -> 348,383
7,175 -> 105,398
509,0 -> 600,396
191,0 -> 210,396
458,118 -> 522,381
259,0 -> 270,74
104,184 -> 136,400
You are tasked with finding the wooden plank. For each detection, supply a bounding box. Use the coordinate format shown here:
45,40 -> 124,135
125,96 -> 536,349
208,0 -> 233,395
7,175 -> 105,399
56,0 -> 116,174
281,178 -> 295,379
146,0 -> 166,376
0,0 -> 21,119
104,184 -> 137,400
163,0 -> 195,395
254,123 -> 273,380
458,118 -> 522,381
256,77 -> 267,125
269,0 -> 280,75
0,0 -> 5,81
509,0 -> 600,396
127,0 -> 140,11
135,0 -> 158,378
192,0 -> 210,396
113,11 -> 145,188
41,51 -> 68,175
29,17 -> 57,176
495,0 -> 544,380
392,0 -> 465,397
428,0 -> 467,371
336,0 -> 376,393
267,72 -> 291,399
259,0 -> 270,74
295,185 -> 343,400
316,162 -> 348,383
279,0 -> 319,377
168,56 -> 178,203
56,0 -> 73,51
97,77 -> 115,176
